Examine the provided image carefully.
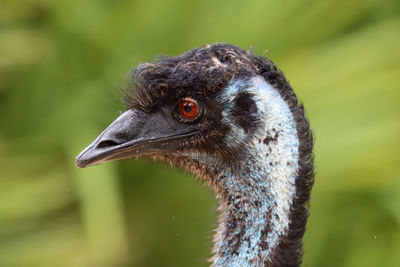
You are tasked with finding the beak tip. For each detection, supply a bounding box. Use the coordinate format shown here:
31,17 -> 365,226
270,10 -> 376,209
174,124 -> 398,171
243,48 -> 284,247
75,156 -> 87,168
75,148 -> 91,168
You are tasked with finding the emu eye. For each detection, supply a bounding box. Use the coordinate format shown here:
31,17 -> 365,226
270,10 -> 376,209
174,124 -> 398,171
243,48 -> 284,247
178,97 -> 199,120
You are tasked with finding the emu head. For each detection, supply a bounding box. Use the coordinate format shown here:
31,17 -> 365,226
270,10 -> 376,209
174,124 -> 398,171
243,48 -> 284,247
76,43 -> 302,191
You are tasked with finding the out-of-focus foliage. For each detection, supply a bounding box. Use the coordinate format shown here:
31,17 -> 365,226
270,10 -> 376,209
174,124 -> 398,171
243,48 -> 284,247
0,0 -> 399,266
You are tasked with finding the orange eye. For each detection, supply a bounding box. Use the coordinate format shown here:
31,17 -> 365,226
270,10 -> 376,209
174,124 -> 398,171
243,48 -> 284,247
178,97 -> 199,120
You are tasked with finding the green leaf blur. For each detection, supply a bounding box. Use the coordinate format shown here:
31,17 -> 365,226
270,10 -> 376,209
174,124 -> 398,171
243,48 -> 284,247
0,0 -> 399,266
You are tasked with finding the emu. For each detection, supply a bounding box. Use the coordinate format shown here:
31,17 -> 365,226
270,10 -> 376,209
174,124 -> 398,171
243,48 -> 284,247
76,44 -> 314,267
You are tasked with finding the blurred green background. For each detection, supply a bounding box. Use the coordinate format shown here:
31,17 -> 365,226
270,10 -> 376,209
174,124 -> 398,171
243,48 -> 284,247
1,0 -> 399,266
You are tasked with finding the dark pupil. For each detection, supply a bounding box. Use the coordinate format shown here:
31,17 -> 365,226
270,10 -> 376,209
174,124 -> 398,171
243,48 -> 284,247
183,103 -> 192,112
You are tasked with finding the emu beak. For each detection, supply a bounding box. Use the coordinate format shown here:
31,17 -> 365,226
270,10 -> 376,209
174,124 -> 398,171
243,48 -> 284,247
76,109 -> 199,168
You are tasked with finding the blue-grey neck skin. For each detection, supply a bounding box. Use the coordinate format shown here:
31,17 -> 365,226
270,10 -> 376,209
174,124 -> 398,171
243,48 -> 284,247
185,76 -> 300,267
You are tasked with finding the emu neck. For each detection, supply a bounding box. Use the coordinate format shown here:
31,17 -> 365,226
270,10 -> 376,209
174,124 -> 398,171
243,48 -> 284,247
213,77 -> 300,267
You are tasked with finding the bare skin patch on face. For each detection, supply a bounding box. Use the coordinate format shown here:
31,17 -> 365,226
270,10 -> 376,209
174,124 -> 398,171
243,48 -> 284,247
211,76 -> 299,266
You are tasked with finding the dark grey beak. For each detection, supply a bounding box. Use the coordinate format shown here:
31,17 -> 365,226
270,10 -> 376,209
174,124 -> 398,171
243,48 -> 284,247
75,109 -> 199,168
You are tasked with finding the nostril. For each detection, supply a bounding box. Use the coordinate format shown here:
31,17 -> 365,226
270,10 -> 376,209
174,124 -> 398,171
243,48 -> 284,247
97,139 -> 120,148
